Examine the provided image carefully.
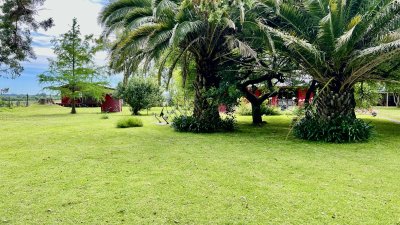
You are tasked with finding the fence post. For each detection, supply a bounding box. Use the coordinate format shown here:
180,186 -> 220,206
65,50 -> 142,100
26,94 -> 29,107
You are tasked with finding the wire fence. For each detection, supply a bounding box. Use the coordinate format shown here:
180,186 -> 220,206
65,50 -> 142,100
0,94 -> 61,108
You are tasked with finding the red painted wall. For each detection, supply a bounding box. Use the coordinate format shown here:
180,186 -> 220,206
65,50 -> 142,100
101,94 -> 122,113
269,88 -> 314,107
271,96 -> 278,106
60,94 -> 122,112
297,88 -> 314,106
61,97 -> 82,106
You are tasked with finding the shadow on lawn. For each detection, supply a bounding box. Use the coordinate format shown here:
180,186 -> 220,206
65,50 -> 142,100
230,117 -> 400,144
369,119 -> 400,137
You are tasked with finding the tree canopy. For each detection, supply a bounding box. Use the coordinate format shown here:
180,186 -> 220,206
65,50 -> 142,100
0,0 -> 53,78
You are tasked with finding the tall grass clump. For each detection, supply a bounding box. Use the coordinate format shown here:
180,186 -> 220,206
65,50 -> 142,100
116,117 -> 143,128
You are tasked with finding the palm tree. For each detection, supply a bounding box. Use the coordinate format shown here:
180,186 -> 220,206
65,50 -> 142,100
99,0 -> 254,122
257,0 -> 400,122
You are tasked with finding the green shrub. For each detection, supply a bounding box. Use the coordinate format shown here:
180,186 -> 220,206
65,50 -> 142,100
291,106 -> 305,117
171,115 -> 196,132
261,105 -> 281,116
115,77 -> 162,115
100,114 -> 109,119
172,115 -> 236,133
237,101 -> 280,116
354,82 -> 381,109
116,117 -> 143,128
236,101 -> 252,116
293,116 -> 373,143
219,116 -> 236,132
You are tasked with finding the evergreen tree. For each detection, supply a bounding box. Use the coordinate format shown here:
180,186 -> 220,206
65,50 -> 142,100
38,18 -> 108,114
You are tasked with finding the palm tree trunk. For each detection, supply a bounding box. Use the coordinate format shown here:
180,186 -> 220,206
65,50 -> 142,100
193,59 -> 220,123
315,87 -> 356,120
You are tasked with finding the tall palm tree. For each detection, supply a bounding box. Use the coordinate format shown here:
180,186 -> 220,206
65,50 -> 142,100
99,0 -> 254,122
257,0 -> 400,121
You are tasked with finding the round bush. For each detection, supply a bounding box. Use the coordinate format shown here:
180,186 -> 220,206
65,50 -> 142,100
172,115 -> 236,133
293,116 -> 373,143
116,117 -> 143,128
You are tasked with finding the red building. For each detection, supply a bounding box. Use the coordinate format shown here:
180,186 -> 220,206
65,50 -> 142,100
101,94 -> 123,113
60,93 -> 123,113
270,87 -> 314,107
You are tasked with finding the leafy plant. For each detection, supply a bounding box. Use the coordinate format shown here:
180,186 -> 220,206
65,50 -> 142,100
293,116 -> 373,143
172,113 -> 236,133
236,100 -> 253,116
171,116 -> 197,132
115,77 -> 162,115
116,117 -> 143,128
236,100 -> 280,116
354,82 -> 382,109
100,114 -> 109,120
261,105 -> 281,116
258,0 -> 400,141
291,107 -> 305,117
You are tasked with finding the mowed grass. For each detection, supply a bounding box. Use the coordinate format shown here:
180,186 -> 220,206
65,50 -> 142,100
375,106 -> 400,121
0,105 -> 400,224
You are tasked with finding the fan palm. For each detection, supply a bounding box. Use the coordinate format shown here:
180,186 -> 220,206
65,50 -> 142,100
257,0 -> 400,121
99,0 -> 254,121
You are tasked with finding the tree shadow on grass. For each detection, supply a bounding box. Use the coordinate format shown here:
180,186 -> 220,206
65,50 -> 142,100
227,117 -> 400,144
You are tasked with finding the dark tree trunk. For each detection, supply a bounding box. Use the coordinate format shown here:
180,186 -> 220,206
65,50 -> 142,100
305,80 -> 317,108
241,86 -> 270,125
193,59 -> 220,123
251,102 -> 263,124
133,108 -> 139,115
71,98 -> 77,114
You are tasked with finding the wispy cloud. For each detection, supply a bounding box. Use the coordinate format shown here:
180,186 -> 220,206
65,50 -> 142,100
31,33 -> 53,48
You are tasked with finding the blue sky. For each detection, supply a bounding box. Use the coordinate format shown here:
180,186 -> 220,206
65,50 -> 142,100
0,0 -> 121,95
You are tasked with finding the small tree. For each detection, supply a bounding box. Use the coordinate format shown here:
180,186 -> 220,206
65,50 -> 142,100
116,77 -> 161,115
38,18 -> 108,114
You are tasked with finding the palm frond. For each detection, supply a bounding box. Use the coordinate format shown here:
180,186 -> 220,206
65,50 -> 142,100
124,8 -> 153,28
169,20 -> 205,48
258,21 -> 324,77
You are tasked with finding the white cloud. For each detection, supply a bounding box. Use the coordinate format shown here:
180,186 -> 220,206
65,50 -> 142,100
29,0 -> 108,65
36,0 -> 104,37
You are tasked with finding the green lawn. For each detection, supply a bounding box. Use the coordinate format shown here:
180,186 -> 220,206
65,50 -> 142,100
375,106 -> 400,122
1,105 -> 400,224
